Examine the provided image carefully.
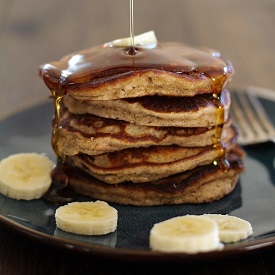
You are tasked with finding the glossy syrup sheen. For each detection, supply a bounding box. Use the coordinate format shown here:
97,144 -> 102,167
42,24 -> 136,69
40,42 -> 232,95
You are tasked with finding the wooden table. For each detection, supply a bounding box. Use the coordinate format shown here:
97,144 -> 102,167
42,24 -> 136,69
0,0 -> 275,273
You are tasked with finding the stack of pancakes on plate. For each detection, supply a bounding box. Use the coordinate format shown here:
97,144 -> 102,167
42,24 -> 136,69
40,41 -> 244,206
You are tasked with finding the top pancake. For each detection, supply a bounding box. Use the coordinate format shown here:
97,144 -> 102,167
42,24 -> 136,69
40,42 -> 233,100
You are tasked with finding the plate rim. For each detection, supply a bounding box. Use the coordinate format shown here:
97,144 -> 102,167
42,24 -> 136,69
1,212 -> 275,262
0,86 -> 275,262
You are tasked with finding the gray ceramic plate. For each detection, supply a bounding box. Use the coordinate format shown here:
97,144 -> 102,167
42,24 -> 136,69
0,87 -> 274,262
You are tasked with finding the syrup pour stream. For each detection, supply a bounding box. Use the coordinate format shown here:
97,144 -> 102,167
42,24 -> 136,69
130,0 -> 135,49
128,0 -> 137,56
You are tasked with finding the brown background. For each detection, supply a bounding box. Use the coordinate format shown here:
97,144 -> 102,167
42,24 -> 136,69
0,0 -> 275,274
1,0 -> 275,120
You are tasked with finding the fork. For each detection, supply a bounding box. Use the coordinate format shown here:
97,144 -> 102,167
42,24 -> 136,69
230,88 -> 275,145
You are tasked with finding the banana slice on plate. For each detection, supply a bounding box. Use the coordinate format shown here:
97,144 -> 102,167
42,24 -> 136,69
203,214 -> 253,243
55,201 -> 118,235
0,153 -> 54,200
149,215 -> 222,253
104,30 -> 158,48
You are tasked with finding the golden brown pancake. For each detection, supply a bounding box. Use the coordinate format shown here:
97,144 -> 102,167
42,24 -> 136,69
40,42 -> 233,101
62,89 -> 230,127
66,138 -> 239,184
57,108 -> 236,155
66,153 -> 244,206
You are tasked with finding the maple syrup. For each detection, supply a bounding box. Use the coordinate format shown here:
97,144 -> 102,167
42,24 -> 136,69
43,160 -> 77,205
212,92 -> 229,172
128,0 -> 137,56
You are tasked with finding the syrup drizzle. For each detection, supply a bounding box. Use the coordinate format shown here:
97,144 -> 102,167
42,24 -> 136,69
212,92 -> 230,172
43,160 -> 77,205
43,86 -> 79,204
130,0 -> 135,49
43,73 -> 78,204
209,66 -> 230,172
51,91 -> 63,159
127,0 -> 137,56
41,44 -> 232,93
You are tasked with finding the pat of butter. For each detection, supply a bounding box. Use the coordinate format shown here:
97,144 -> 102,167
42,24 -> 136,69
104,30 -> 158,49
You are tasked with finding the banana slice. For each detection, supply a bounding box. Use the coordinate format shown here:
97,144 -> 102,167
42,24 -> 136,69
104,30 -> 158,48
149,215 -> 221,253
55,200 -> 118,235
0,153 -> 54,200
203,214 -> 253,243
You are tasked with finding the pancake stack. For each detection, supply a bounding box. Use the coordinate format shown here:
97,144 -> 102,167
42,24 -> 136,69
40,39 -> 244,206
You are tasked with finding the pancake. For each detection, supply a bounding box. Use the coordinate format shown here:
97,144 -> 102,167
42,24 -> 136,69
63,89 -> 230,128
40,42 -> 233,101
65,153 -> 244,206
57,108 -> 235,155
66,139 -> 240,184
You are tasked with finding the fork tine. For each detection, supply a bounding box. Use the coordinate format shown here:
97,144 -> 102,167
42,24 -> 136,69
230,92 -> 256,143
247,91 -> 275,135
230,89 -> 275,145
238,92 -> 266,137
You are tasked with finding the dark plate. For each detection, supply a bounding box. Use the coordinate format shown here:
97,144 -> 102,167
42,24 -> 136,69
0,87 -> 274,262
